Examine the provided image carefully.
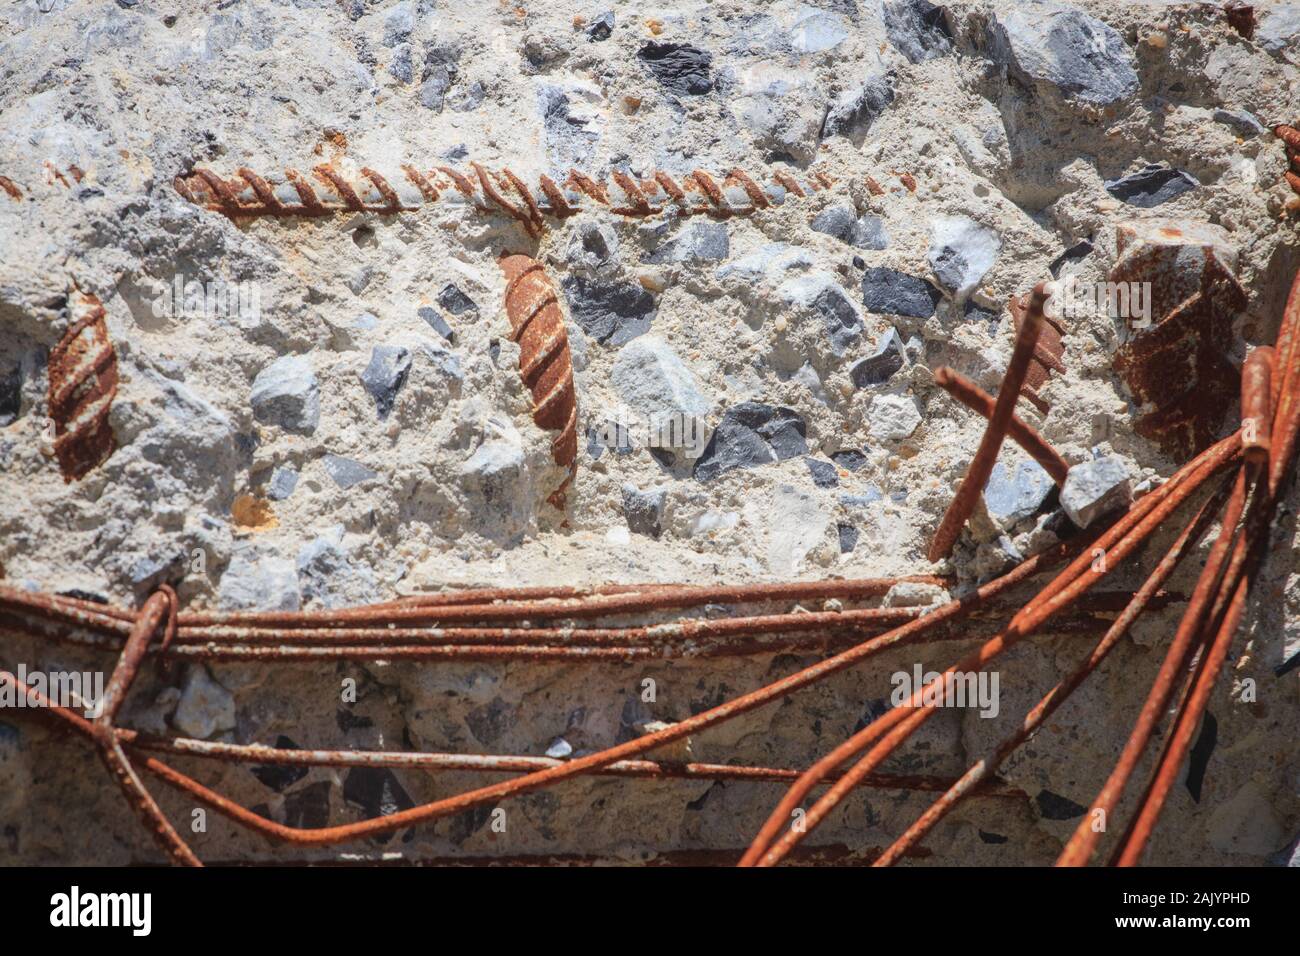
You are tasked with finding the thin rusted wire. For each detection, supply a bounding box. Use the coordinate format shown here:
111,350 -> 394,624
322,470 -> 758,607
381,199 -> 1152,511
932,366 -> 1070,485
0,541 -> 1079,855
928,283 -> 1050,561
873,470 -> 1235,866
743,432 -> 1241,866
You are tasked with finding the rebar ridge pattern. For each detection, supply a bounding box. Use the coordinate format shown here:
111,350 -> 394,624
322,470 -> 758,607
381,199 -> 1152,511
498,253 -> 578,509
172,162 -> 835,228
46,287 -> 119,482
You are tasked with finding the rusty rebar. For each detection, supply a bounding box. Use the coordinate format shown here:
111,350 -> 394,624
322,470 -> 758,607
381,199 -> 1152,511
928,283 -> 1050,562
1241,346 -> 1274,465
1054,463 -> 1254,866
932,366 -> 1070,485
743,432 -> 1240,866
873,470 -> 1234,866
89,589 -> 200,867
175,162 -> 834,228
499,253 -> 577,508
47,287 -> 118,481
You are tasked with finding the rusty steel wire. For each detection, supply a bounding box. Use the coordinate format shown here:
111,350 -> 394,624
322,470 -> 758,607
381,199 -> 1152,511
6,268 -> 1295,866
932,365 -> 1069,486
740,267 -> 1300,867
928,282 -> 1050,561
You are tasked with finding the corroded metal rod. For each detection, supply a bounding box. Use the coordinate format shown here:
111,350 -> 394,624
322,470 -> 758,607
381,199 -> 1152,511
873,471 -> 1234,866
175,162 -> 834,228
932,366 -> 1070,485
1241,346 -> 1274,465
928,283 -> 1050,562
744,433 -> 1240,866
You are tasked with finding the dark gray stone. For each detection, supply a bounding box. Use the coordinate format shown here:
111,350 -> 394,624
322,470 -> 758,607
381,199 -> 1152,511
283,781 -> 332,830
637,42 -> 714,96
850,328 -> 906,387
1104,164 -> 1199,208
128,552 -> 185,596
983,459 -> 1054,524
821,72 -> 895,138
0,365 -> 20,426
388,43 -> 414,83
382,2 -> 414,47
837,522 -> 859,553
1036,789 -> 1087,821
323,454 -> 378,490
586,419 -> 635,460
343,768 -> 414,842
465,696 -> 517,745
779,275 -> 863,356
622,483 -> 668,539
1213,109 -> 1266,137
694,402 -> 808,483
645,221 -> 729,263
1185,711 -> 1216,802
347,266 -> 375,295
361,344 -> 412,419
438,283 -> 477,315
566,219 -> 619,270
811,286 -> 863,356
218,546 -> 300,612
587,10 -> 614,41
830,449 -> 868,472
963,301 -> 999,324
882,0 -> 952,63
420,67 -> 450,111
449,81 -> 485,112
267,465 -> 298,501
251,735 -> 309,792
928,217 -> 1001,298
805,457 -> 839,488
418,306 -> 455,343
538,84 -> 600,170
562,275 -> 657,345
298,533 -> 378,609
860,267 -> 942,318
250,355 -> 319,434
987,5 -> 1138,107
811,205 -> 856,242
852,215 -> 889,250
1060,455 -> 1131,527
810,206 -> 890,249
